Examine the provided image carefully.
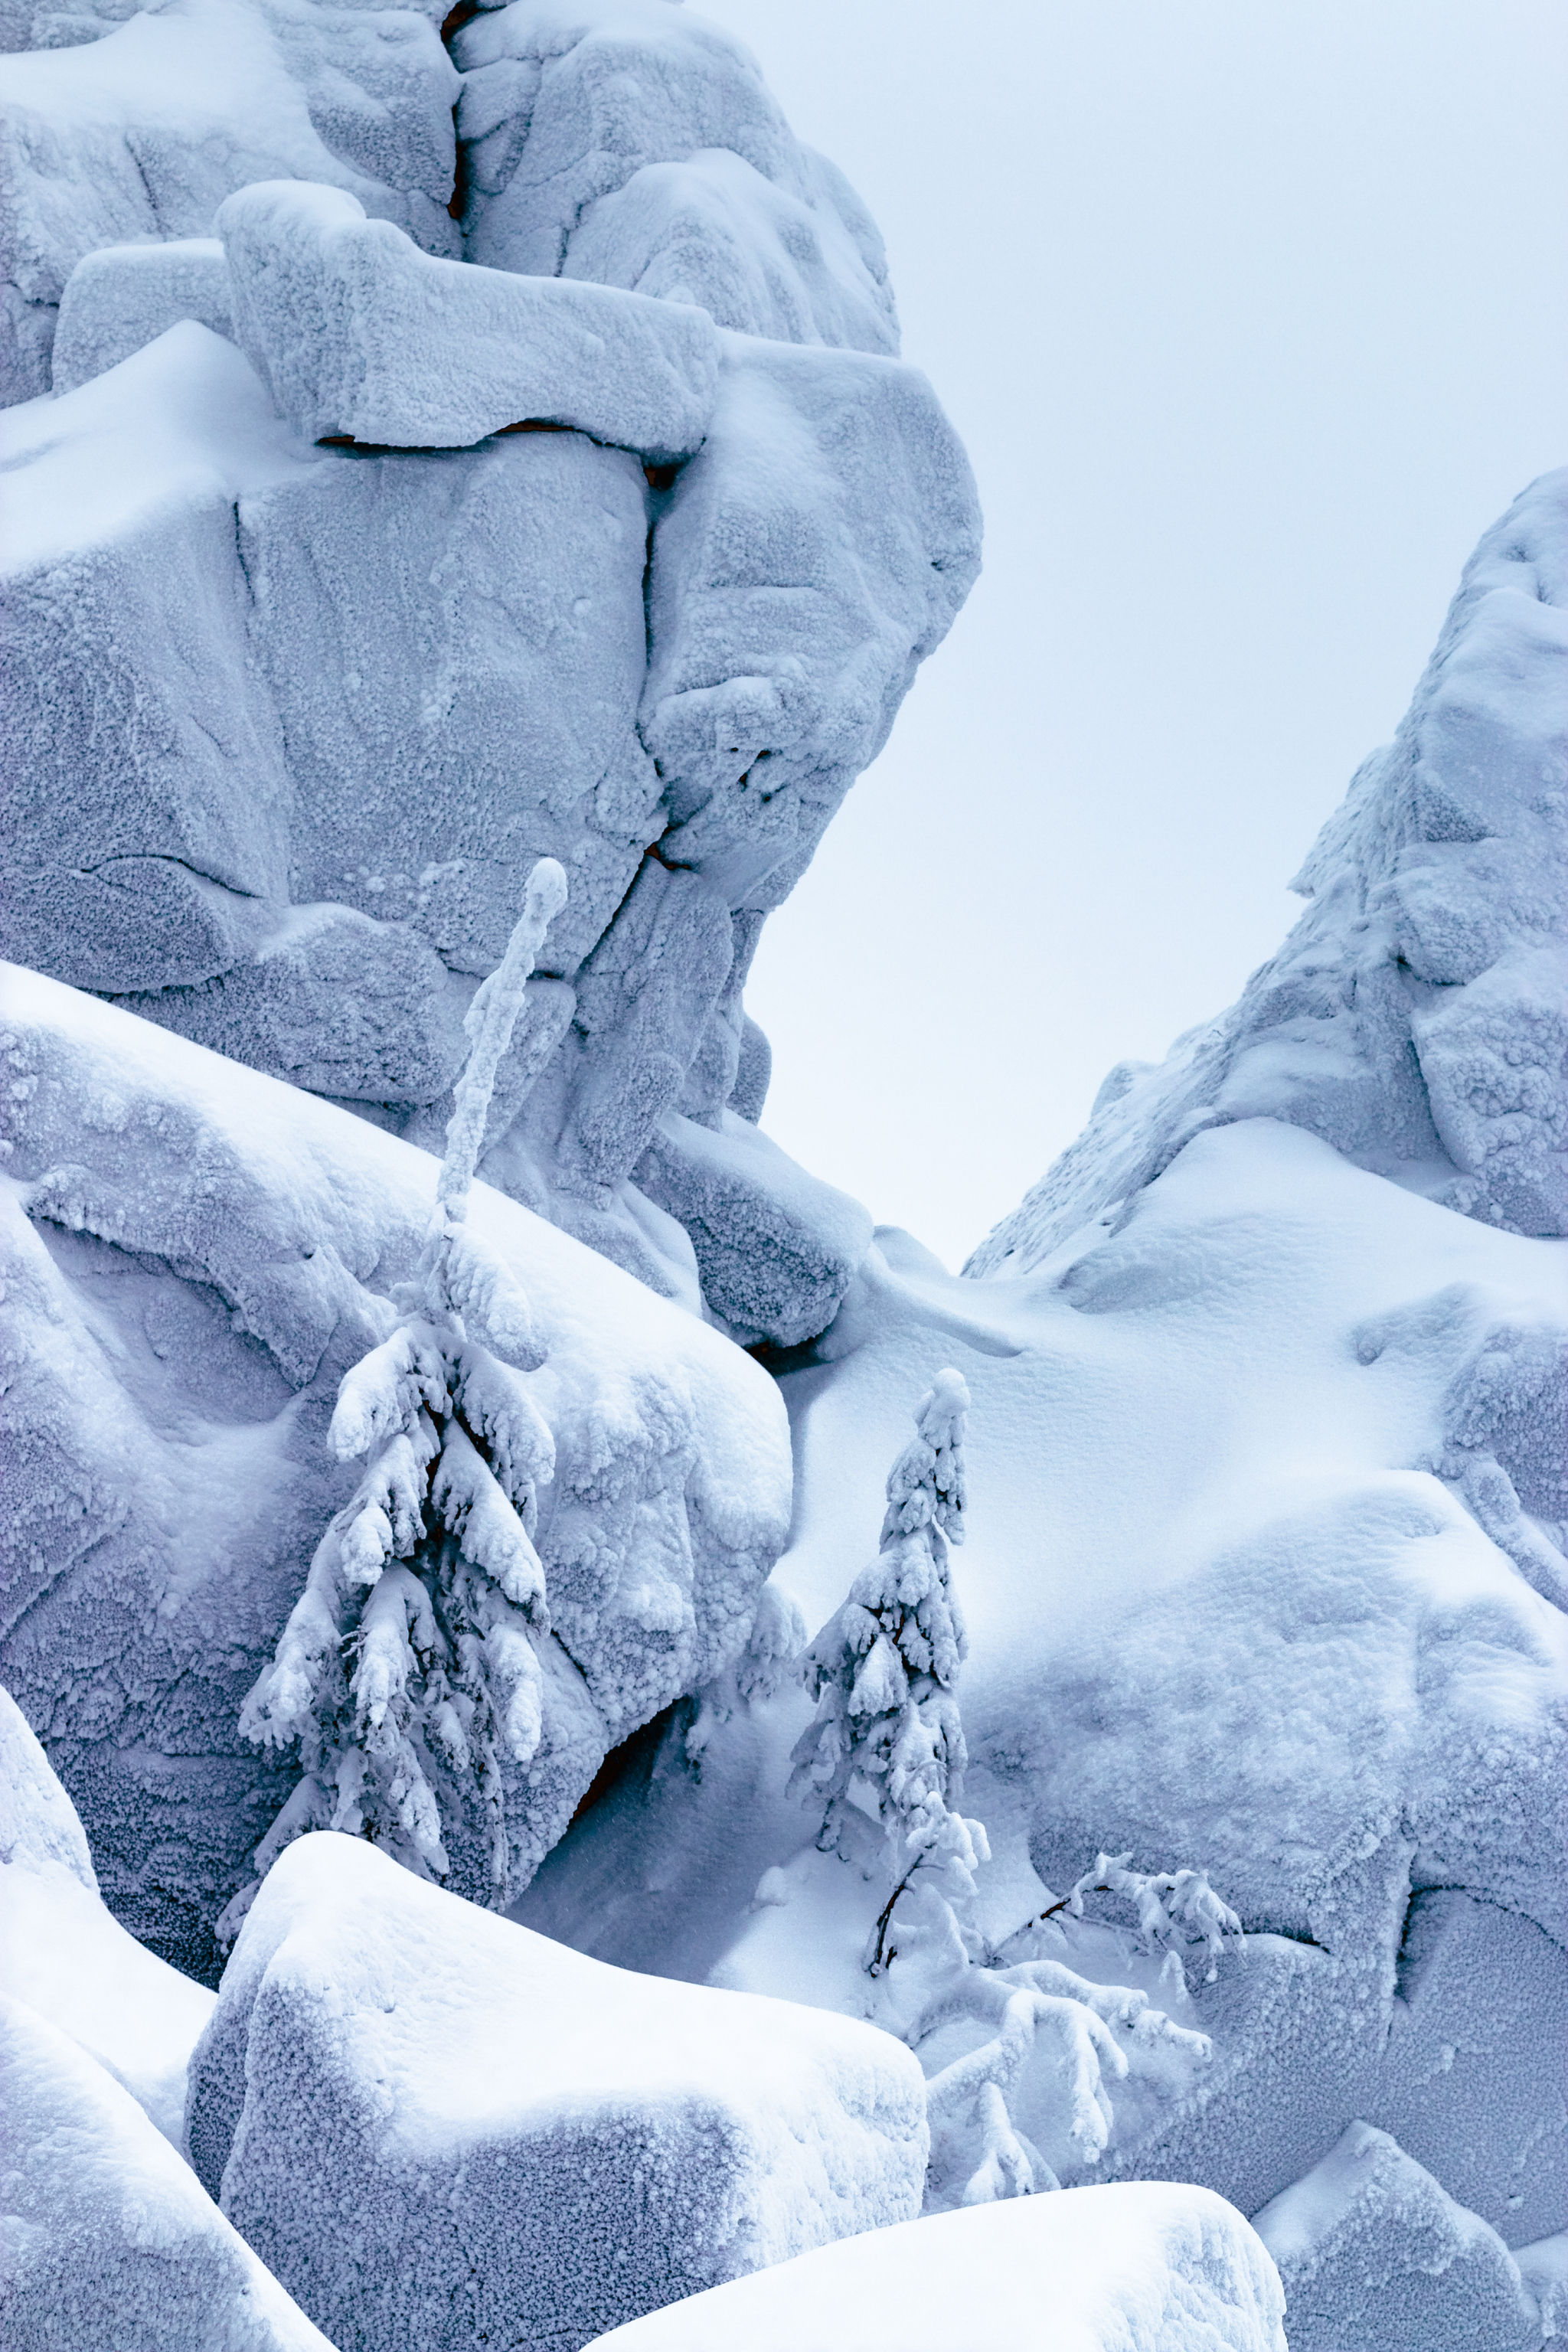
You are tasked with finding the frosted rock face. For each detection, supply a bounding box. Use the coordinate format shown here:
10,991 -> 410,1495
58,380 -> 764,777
0,1688 -> 215,2145
51,236 -> 231,391
643,330 -> 980,906
190,1834 -> 929,2352
0,1991 -> 333,2352
969,469 -> 1568,1273
220,177 -> 720,457
1252,2123 -> 1547,2352
584,2181 -> 1286,2352
1,966 -> 791,1971
453,0 -> 899,361
0,0 -> 459,403
0,0 -> 972,1336
637,1110 -> 876,1348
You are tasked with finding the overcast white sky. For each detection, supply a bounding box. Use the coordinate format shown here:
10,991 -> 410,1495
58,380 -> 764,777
699,0 -> 1568,1269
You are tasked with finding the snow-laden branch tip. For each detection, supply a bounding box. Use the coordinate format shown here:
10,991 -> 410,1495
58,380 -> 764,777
1068,1851 -> 1243,1985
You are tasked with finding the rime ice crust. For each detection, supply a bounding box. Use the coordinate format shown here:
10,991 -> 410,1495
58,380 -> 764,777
0,0 -> 460,403
51,237 -> 232,391
969,468 -> 1568,1274
218,178 -> 720,459
188,1833 -> 929,2352
1,965 -> 791,1969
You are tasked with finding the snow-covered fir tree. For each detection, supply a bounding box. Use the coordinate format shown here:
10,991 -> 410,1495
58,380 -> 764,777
225,859 -> 569,1930
789,1366 -> 990,1971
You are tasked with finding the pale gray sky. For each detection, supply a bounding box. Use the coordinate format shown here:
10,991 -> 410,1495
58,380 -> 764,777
700,0 -> 1568,1269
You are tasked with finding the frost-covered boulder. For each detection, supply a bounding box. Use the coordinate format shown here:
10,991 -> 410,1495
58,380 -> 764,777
642,330 -> 981,908
583,2180 -> 1286,2352
219,178 -> 719,457
0,1687 -> 214,2144
1252,2123 -> 1547,2352
188,1833 -> 927,2351
969,469 -> 1568,1271
1,1990 -> 333,2352
0,965 -> 791,1971
0,0 -> 459,403
636,1110 -> 876,1346
452,0 -> 898,362
51,235 -> 232,391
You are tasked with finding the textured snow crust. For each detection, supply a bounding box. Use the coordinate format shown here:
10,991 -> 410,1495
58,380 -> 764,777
585,2180 -> 1286,2352
1,1991 -> 333,2352
1253,2122 -> 1551,2352
969,468 -> 1568,1272
218,175 -> 720,457
1,964 -> 790,1971
51,234 -> 231,390
0,1687 -> 214,2143
189,1831 -> 928,2351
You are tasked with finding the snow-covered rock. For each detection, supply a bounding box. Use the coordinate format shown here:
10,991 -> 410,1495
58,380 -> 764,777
1,964 -> 791,1970
636,1110 -> 875,1347
51,236 -> 232,391
0,1687 -> 214,2145
969,469 -> 1568,1270
1253,2122 -> 1547,2352
583,2180 -> 1286,2352
219,177 -> 719,457
642,329 -> 980,908
189,1831 -> 928,2351
1,1989 -> 333,2352
452,0 -> 898,363
0,0 -> 459,403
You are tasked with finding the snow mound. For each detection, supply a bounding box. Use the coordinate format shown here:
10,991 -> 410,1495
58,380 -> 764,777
1,964 -> 790,1969
0,0 -> 459,403
189,1831 -> 927,2350
1253,2122 -> 1547,2352
583,2180 -> 1286,2352
220,177 -> 718,458
0,1687 -> 214,2145
452,0 -> 898,360
1,1989 -> 332,2352
51,236 -> 232,391
969,468 -> 1568,1272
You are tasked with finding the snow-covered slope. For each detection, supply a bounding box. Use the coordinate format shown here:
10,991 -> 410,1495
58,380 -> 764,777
2,963 -> 791,1972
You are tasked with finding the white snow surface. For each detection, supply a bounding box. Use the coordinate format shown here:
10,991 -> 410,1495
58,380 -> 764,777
219,176 -> 719,457
0,1688 -> 214,2145
583,2180 -> 1286,2352
190,1831 -> 927,2350
2,962 -> 790,1965
969,466 -> 1568,1268
1,1990 -> 333,2352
